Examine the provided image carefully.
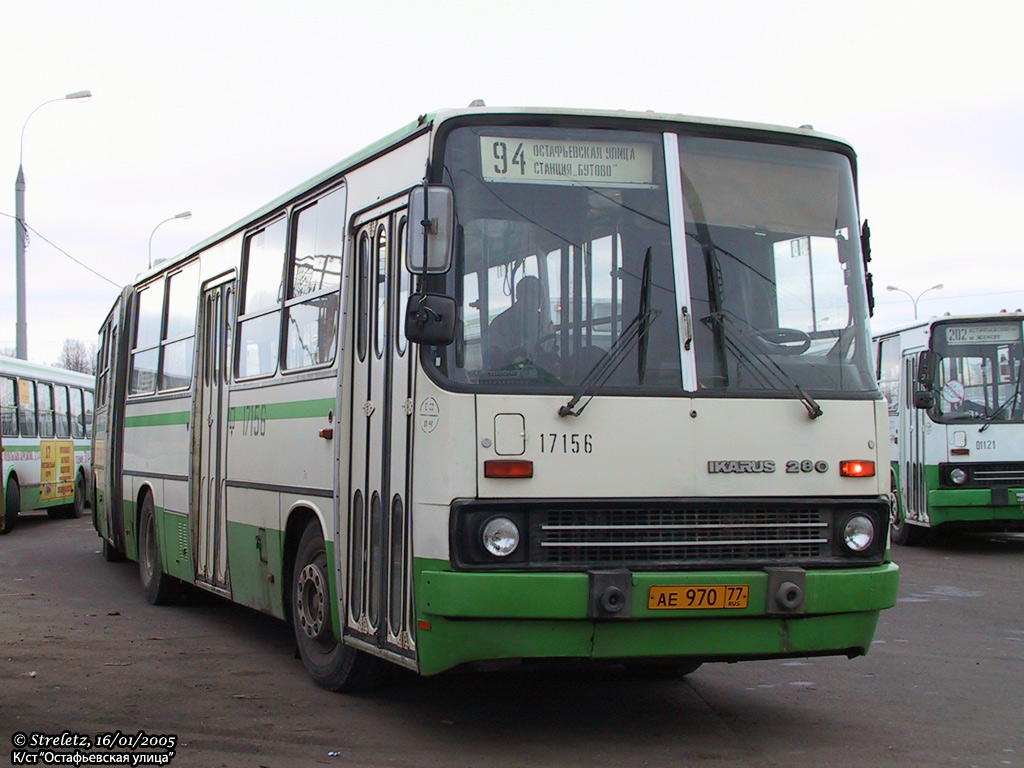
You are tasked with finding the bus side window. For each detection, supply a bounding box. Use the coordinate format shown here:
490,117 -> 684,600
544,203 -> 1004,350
161,261 -> 201,390
1,376 -> 17,437
53,385 -> 71,438
284,188 -> 344,370
69,387 -> 86,439
131,283 -> 164,395
84,390 -> 94,439
238,218 -> 287,378
36,382 -> 55,438
18,380 -> 37,437
877,337 -> 901,415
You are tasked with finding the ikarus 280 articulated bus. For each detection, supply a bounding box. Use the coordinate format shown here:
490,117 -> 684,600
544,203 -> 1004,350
92,105 -> 899,690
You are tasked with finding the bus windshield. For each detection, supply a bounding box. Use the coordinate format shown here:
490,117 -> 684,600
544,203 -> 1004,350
928,319 -> 1024,423
431,123 -> 876,398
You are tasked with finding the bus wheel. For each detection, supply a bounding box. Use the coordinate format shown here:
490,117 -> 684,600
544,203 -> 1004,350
292,522 -> 385,692
70,473 -> 87,519
1,479 -> 21,534
138,495 -> 177,604
102,537 -> 126,562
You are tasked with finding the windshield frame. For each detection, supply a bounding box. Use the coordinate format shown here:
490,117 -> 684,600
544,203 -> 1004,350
926,317 -> 1024,425
420,113 -> 879,403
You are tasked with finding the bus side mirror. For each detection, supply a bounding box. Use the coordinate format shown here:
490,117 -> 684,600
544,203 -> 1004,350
405,292 -> 457,346
407,186 -> 454,274
914,350 -> 937,408
916,350 -> 935,385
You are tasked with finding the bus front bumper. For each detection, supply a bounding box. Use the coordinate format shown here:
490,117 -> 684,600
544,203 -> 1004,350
928,488 -> 1024,529
413,561 -> 899,675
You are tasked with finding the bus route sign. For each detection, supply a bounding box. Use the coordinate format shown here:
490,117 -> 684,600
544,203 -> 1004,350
480,136 -> 654,188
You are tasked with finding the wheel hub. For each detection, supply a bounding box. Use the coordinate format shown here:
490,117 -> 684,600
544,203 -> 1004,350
297,562 -> 327,640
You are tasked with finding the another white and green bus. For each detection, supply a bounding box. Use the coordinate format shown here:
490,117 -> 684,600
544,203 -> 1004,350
876,314 -> 1024,544
92,105 -> 899,691
1,356 -> 94,534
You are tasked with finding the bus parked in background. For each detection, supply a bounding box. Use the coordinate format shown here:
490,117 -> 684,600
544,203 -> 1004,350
93,105 -> 898,691
1,356 -> 94,534
875,314 -> 1024,544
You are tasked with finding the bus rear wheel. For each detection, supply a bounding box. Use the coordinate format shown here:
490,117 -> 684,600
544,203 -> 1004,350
138,495 -> 178,604
1,479 -> 20,534
292,522 -> 385,692
70,473 -> 87,519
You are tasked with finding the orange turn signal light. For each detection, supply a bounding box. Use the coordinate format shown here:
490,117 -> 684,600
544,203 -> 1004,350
840,460 -> 875,478
484,460 -> 534,478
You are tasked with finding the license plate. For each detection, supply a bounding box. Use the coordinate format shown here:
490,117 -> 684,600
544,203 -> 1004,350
648,585 -> 750,610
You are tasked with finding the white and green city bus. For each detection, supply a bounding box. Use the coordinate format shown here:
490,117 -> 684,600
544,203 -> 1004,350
876,314 -> 1024,544
1,356 -> 94,534
92,105 -> 898,690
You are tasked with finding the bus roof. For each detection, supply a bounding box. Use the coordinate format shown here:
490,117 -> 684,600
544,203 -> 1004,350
873,312 -> 1024,339
0,356 -> 94,389
134,105 -> 856,285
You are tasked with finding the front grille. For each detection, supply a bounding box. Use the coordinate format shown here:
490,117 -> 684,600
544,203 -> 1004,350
942,462 -> 1024,487
973,464 -> 1024,485
451,499 -> 889,571
530,507 -> 829,567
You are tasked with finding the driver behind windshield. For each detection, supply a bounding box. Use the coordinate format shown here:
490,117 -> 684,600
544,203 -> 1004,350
485,275 -> 552,368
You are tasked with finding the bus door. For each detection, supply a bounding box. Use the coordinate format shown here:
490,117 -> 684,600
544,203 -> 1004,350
900,351 -> 928,524
193,275 -> 234,593
348,206 -> 416,658
98,289 -> 131,554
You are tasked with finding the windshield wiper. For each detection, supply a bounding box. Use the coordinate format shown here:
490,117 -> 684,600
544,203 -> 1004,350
979,365 -> 1024,432
705,311 -> 823,419
637,247 -> 654,384
559,248 -> 658,418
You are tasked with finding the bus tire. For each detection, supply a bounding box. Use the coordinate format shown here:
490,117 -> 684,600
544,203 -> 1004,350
138,494 -> 177,605
102,537 -> 126,562
292,521 -> 386,693
2,478 -> 21,535
70,472 -> 87,519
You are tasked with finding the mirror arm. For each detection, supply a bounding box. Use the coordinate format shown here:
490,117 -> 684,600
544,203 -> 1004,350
420,167 -> 431,270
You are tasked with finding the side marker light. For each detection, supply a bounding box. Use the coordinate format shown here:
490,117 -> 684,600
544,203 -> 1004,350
484,460 -> 534,478
840,460 -> 875,478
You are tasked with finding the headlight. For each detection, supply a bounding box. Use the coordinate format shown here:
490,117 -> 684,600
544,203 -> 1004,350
842,514 -> 876,553
482,516 -> 520,557
950,467 -> 968,485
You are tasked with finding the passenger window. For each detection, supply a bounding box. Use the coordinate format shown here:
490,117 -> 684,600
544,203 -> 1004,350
18,380 -> 37,437
285,188 -> 344,370
238,218 -> 287,377
53,385 -> 71,438
161,261 -> 200,390
36,382 -> 55,438
130,282 -> 164,395
1,377 -> 17,437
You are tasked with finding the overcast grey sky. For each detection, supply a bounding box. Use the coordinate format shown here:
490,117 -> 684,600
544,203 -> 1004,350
2,0 -> 1021,365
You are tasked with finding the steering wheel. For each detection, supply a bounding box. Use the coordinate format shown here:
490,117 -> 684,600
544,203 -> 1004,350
756,327 -> 811,355
535,332 -> 559,355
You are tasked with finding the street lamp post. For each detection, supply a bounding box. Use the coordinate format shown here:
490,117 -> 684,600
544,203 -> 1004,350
886,283 -> 944,320
14,90 -> 92,360
148,211 -> 193,269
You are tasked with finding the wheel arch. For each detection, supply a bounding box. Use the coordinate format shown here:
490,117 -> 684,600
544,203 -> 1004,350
4,466 -> 18,491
